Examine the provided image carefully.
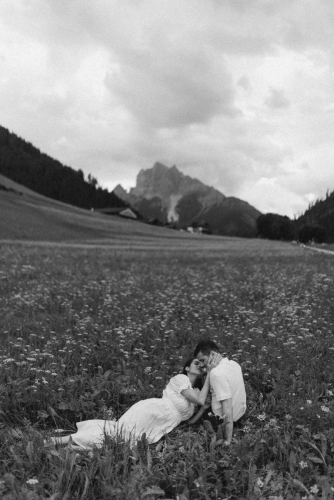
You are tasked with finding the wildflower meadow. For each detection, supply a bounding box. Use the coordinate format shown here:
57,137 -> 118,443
0,241 -> 334,499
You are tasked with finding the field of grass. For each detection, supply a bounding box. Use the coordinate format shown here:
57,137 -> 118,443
1,239 -> 334,499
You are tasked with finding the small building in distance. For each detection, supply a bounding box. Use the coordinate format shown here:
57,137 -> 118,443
93,207 -> 138,220
186,225 -> 211,234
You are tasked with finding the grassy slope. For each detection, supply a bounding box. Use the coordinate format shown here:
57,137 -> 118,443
0,173 -> 203,245
0,173 -> 297,254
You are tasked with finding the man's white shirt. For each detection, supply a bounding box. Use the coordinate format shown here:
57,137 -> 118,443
210,358 -> 246,421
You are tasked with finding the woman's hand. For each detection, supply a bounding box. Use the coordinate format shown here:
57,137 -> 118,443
206,351 -> 222,372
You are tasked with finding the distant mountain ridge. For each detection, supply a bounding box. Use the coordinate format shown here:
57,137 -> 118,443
114,162 -> 261,237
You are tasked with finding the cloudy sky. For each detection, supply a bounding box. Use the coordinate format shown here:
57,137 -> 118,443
1,0 -> 334,217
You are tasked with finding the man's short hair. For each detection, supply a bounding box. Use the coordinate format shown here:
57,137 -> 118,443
194,339 -> 219,357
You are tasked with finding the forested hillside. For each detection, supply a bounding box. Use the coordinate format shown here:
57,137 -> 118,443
0,126 -> 125,210
294,190 -> 334,242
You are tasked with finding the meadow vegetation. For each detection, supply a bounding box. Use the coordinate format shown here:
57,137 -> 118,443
0,241 -> 334,499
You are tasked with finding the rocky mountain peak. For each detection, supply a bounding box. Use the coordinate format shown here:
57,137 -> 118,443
113,184 -> 131,205
112,162 -> 261,236
130,162 -> 226,207
132,162 -> 180,199
113,184 -> 128,197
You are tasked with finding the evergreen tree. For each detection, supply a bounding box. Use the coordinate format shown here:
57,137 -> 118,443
0,125 -> 125,210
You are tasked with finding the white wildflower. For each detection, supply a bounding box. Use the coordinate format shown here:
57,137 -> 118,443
26,478 -> 39,485
310,484 -> 319,494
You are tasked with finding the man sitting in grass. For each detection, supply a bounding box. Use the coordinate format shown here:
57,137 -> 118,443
194,339 -> 247,445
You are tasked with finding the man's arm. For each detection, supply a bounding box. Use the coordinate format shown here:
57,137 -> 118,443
221,398 -> 233,445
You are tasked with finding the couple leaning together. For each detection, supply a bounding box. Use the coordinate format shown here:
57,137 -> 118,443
48,339 -> 246,448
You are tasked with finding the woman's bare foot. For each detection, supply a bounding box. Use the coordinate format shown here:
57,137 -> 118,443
44,435 -> 72,447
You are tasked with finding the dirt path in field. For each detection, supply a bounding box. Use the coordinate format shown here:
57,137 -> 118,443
302,244 -> 334,255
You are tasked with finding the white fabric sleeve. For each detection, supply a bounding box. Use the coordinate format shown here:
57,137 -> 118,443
210,371 -> 232,401
169,374 -> 192,394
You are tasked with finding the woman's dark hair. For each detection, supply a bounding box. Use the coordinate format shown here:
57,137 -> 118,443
182,358 -> 203,390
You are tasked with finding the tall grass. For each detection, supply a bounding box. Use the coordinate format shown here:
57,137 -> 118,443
0,243 -> 334,499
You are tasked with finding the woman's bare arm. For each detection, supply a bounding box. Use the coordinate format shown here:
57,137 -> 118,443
181,373 -> 210,405
188,395 -> 211,424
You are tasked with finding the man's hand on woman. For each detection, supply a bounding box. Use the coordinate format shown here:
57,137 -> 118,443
206,351 -> 222,371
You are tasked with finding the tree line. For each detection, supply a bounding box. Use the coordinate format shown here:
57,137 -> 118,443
294,190 -> 334,243
257,193 -> 334,244
0,126 -> 125,210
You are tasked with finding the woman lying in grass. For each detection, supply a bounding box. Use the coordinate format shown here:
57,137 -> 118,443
46,354 -> 220,448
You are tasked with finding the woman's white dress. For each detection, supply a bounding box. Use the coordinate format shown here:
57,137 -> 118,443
71,374 -> 199,448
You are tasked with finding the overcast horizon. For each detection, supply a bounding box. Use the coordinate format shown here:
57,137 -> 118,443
1,0 -> 334,218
